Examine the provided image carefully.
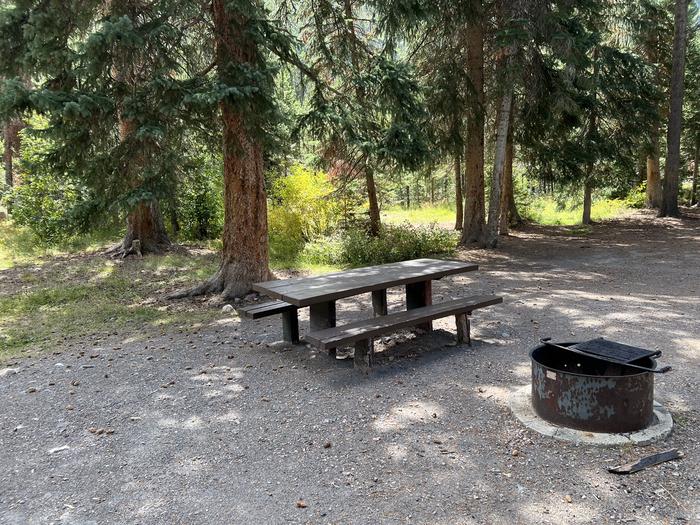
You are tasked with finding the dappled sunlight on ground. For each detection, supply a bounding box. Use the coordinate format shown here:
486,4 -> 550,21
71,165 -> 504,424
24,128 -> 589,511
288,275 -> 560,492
0,209 -> 698,523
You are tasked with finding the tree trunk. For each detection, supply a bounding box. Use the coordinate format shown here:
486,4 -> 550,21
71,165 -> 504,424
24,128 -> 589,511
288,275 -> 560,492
499,100 -> 516,234
170,0 -> 271,298
659,0 -> 689,218
481,89 -> 513,248
107,0 -> 170,256
454,153 -> 463,230
121,200 -> 170,253
3,119 -> 24,189
583,45 -> 598,226
582,178 -> 593,225
115,120 -> 170,255
691,135 -> 699,205
169,198 -> 180,237
460,3 -> 485,245
646,133 -> 663,208
344,0 -> 381,237
366,167 -> 381,236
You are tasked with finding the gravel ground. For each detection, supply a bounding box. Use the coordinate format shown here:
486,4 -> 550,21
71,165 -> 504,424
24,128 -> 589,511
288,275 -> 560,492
1,209 -> 699,525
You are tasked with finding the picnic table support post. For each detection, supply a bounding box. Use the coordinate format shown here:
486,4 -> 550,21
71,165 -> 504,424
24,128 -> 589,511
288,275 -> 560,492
456,312 -> 471,345
372,289 -> 388,316
354,339 -> 373,371
405,280 -> 432,332
310,300 -> 337,354
282,308 -> 299,344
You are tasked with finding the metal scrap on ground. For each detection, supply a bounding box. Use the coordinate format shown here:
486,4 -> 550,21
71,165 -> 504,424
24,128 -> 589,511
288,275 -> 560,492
608,449 -> 682,474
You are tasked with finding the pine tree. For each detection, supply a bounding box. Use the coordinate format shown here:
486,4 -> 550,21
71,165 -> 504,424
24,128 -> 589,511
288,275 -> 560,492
0,0 -> 245,253
659,0 -> 690,217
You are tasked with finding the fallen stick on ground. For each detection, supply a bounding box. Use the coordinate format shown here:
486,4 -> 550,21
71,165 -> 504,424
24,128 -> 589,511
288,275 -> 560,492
608,449 -> 682,474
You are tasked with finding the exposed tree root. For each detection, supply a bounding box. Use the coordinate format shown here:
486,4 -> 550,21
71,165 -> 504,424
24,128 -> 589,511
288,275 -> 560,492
167,262 -> 275,301
105,239 -> 169,259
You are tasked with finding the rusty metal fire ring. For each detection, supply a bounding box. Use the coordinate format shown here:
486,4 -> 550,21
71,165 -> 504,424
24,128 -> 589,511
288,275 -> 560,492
530,342 -> 656,433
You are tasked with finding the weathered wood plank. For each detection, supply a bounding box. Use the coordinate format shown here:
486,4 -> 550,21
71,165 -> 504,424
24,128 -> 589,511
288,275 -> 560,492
309,300 -> 337,354
372,289 -> 388,317
253,258 -> 478,307
305,295 -> 502,350
238,300 -> 296,319
406,280 -> 432,332
282,309 -> 300,344
354,339 -> 374,371
456,313 -> 470,345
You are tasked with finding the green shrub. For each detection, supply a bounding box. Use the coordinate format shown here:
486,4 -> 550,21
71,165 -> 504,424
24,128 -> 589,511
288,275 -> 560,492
342,223 -> 457,266
174,155 -> 224,240
624,184 -> 647,209
268,165 -> 340,260
298,236 -> 345,266
275,223 -> 457,269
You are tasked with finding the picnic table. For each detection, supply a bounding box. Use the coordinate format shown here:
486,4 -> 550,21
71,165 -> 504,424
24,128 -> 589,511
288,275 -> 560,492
244,258 -> 502,369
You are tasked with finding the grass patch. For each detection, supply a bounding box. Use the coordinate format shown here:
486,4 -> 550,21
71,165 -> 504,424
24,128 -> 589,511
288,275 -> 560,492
0,220 -> 120,270
0,246 -> 220,360
382,204 -> 456,225
524,197 -> 630,225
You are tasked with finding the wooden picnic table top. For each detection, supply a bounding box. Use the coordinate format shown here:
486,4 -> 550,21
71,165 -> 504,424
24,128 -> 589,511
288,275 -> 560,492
252,258 -> 478,307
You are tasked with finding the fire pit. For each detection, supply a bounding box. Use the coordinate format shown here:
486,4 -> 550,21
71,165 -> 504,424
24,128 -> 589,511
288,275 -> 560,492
530,339 -> 668,433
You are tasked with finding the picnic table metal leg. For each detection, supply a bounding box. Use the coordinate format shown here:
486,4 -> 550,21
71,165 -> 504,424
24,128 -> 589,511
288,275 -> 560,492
282,308 -> 299,344
372,289 -> 388,316
405,280 -> 432,332
310,300 -> 337,354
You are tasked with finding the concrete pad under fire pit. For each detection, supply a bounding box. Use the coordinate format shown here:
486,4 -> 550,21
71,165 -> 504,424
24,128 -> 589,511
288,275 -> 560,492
509,385 -> 673,446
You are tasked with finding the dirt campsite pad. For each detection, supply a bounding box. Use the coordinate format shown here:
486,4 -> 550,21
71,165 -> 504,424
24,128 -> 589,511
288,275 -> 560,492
1,210 -> 699,524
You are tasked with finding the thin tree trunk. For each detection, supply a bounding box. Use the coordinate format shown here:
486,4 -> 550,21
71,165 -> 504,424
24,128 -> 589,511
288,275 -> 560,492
454,153 -> 463,230
660,0 -> 689,218
582,178 -> 593,224
499,100 -> 515,234
3,119 -> 24,189
366,167 -> 381,236
481,88 -> 513,248
646,133 -> 663,208
344,0 -> 381,236
583,45 -> 598,225
460,3 -> 485,244
691,135 -> 699,205
169,198 -> 180,237
171,0 -> 271,298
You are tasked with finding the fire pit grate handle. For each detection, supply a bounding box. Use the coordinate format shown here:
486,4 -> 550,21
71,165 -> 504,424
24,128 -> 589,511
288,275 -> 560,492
540,338 -> 672,374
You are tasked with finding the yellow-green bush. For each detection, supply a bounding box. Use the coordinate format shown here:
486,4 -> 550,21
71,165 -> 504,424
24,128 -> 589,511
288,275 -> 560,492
268,165 -> 340,261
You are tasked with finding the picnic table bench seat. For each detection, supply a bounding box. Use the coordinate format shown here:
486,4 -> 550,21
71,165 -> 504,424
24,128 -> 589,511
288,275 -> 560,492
304,295 -> 502,369
238,300 -> 300,344
238,300 -> 296,319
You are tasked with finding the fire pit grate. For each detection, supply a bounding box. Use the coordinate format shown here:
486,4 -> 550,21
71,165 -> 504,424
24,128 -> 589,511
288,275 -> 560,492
570,337 -> 660,364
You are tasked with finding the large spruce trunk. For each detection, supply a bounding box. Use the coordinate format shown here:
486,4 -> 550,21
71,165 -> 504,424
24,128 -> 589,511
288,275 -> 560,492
454,153 -> 463,230
481,88 -> 513,248
109,0 -> 170,256
122,200 -> 170,253
645,133 -> 663,208
460,4 -> 485,244
115,119 -> 170,255
171,0 -> 271,299
660,0 -> 689,218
